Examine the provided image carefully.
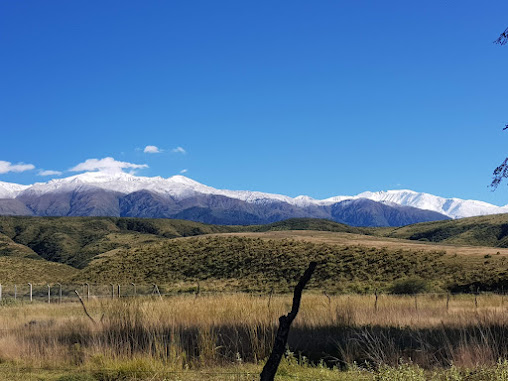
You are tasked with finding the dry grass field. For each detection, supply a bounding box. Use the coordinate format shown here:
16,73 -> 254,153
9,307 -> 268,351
0,293 -> 508,380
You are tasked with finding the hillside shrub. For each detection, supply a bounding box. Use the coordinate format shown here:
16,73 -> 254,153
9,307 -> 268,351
391,278 -> 429,295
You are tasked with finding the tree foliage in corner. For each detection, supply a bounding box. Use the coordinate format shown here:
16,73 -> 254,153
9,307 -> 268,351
491,26 -> 508,189
495,27 -> 508,46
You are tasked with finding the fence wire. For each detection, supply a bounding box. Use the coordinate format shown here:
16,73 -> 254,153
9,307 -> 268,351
0,282 -> 505,304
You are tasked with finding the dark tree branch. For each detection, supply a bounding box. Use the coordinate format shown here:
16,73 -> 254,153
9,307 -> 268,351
260,261 -> 317,381
490,28 -> 508,189
495,27 -> 508,45
75,290 -> 97,325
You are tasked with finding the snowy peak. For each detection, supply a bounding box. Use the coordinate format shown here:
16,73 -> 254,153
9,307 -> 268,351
0,181 -> 29,199
19,172 -> 206,198
354,189 -> 508,219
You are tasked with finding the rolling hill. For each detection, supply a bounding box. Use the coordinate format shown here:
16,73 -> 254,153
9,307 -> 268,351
0,215 -> 506,291
380,213 -> 508,247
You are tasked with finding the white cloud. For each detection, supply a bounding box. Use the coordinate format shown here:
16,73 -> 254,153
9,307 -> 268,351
172,146 -> 186,154
70,157 -> 148,173
38,170 -> 63,176
143,145 -> 162,154
0,161 -> 35,174
180,169 -> 188,174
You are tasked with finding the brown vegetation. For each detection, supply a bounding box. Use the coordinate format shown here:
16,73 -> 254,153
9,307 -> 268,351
0,293 -> 507,379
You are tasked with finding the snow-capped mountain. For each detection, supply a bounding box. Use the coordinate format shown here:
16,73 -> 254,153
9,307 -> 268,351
20,172 -> 209,198
0,171 -> 505,226
353,190 -> 508,219
0,181 -> 30,199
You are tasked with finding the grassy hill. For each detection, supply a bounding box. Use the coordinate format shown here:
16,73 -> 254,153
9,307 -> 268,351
379,214 -> 508,247
0,233 -> 41,259
75,234 -> 506,292
0,217 -> 361,268
0,216 -> 236,268
240,218 -> 363,233
0,257 -> 78,283
0,215 -> 507,291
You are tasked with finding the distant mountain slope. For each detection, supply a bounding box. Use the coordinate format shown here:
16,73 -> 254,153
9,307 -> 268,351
0,172 -> 506,223
329,199 -> 449,227
0,199 -> 33,216
382,213 -> 508,247
0,172 -> 458,226
356,190 -> 508,219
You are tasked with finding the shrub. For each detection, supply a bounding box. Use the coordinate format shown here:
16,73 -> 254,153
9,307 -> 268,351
391,278 -> 429,295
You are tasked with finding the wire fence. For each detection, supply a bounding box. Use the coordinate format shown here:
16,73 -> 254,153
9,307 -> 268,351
0,283 -> 187,303
0,282 -> 506,307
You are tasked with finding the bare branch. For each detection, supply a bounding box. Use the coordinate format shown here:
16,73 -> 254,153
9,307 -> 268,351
74,290 -> 97,325
491,28 -> 508,188
491,157 -> 508,190
495,27 -> 508,45
260,261 -> 317,381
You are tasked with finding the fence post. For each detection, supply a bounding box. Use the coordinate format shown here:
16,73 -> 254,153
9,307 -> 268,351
153,284 -> 162,299
14,284 -> 17,301
0,283 -> 2,302
47,284 -> 51,304
446,292 -> 450,311
28,283 -> 32,303
85,283 -> 90,301
414,294 -> 418,311
131,283 -> 136,297
117,284 -> 121,298
322,290 -> 330,307
374,289 -> 379,311
56,283 -> 62,304
110,283 -> 114,299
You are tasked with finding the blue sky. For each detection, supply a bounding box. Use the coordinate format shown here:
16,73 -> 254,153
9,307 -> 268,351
1,1 -> 508,204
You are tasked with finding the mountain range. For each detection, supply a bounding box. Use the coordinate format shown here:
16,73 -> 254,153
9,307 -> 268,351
0,171 -> 506,226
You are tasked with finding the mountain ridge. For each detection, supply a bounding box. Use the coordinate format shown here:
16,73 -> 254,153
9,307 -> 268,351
0,171 -> 503,226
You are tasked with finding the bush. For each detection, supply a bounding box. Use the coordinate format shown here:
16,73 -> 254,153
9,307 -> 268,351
391,278 -> 429,295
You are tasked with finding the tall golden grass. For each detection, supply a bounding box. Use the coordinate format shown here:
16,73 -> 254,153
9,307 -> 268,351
0,293 -> 507,379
